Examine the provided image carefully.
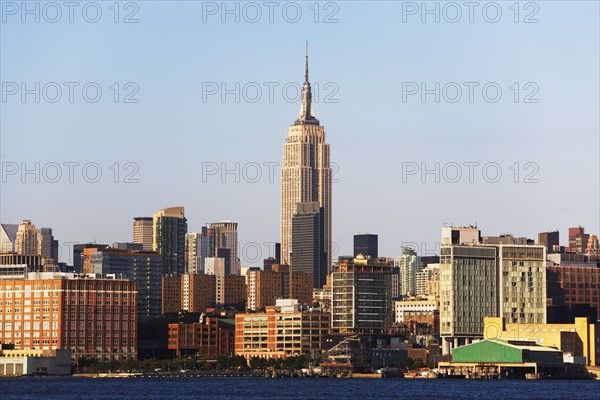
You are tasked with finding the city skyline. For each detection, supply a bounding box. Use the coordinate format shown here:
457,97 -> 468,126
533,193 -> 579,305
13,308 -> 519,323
1,2 -> 598,267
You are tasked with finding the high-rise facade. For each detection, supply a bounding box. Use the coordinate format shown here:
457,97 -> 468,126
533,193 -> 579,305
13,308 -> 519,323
497,245 -> 546,325
153,207 -> 187,276
353,234 -> 378,259
331,255 -> 393,334
291,202 -> 326,289
281,46 -> 332,272
395,247 -> 422,298
185,232 -> 203,274
246,269 -> 283,311
37,227 -> 58,263
440,245 -> 498,354
133,217 -> 153,251
15,220 -> 37,256
83,247 -> 163,319
538,231 -> 559,254
439,242 -> 547,355
546,255 -> 600,322
568,226 -> 589,254
416,262 -> 440,297
73,243 -> 108,274
207,222 -> 239,275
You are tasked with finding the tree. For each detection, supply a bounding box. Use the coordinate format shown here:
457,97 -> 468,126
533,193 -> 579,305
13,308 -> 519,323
250,357 -> 267,369
266,358 -> 280,369
216,355 -> 229,370
294,355 -> 307,369
405,357 -> 414,370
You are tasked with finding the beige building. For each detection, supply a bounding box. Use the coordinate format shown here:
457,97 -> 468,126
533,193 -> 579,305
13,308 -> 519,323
16,220 -> 37,256
484,317 -> 598,366
497,245 -> 546,324
416,263 -> 439,297
281,47 -> 331,270
185,232 -> 202,274
235,299 -> 329,360
133,217 -> 153,251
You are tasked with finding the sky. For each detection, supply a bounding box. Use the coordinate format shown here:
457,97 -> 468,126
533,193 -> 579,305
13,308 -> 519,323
1,1 -> 599,266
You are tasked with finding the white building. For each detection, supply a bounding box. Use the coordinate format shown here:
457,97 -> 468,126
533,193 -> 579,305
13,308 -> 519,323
395,248 -> 422,297
0,349 -> 71,376
394,299 -> 438,324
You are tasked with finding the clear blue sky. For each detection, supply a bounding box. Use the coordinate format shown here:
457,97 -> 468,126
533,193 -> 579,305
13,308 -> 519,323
1,1 -> 599,265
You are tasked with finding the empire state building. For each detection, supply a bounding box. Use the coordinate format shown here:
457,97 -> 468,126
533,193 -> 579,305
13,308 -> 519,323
280,46 -> 332,274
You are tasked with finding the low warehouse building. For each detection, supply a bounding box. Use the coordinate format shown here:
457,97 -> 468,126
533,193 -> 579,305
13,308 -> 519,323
438,339 -> 570,379
0,349 -> 71,376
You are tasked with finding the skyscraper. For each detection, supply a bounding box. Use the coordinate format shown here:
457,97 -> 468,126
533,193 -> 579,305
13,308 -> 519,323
153,207 -> 187,276
353,233 -> 378,259
185,232 -> 203,274
395,247 -> 423,297
281,45 -> 332,271
133,217 -> 154,251
331,255 -> 393,334
208,222 -> 239,275
291,202 -> 326,289
15,220 -> 37,256
37,227 -> 58,262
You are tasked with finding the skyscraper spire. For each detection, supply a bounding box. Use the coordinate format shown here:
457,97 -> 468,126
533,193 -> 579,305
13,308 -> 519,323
296,42 -> 319,126
305,40 -> 309,84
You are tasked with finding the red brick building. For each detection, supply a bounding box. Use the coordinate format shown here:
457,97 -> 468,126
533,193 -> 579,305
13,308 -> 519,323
0,272 -> 137,365
168,312 -> 235,357
547,263 -> 600,321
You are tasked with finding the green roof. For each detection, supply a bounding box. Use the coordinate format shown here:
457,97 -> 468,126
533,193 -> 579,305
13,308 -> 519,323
452,339 -> 563,366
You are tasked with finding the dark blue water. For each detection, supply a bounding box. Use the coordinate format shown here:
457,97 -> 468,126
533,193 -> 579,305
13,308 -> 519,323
1,377 -> 598,399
